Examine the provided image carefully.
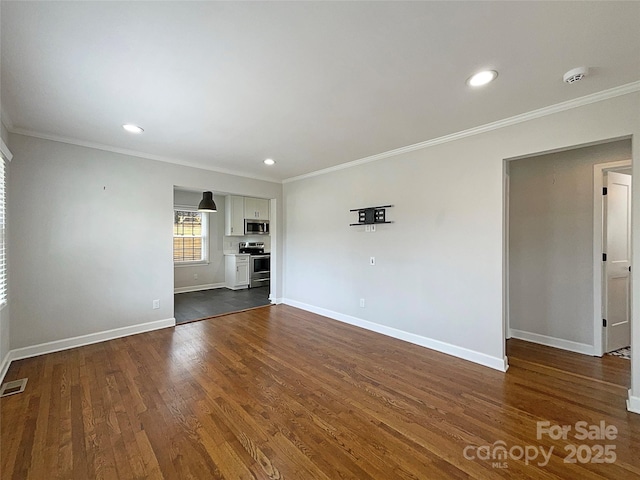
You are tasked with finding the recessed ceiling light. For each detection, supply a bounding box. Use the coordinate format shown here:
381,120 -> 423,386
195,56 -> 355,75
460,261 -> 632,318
122,124 -> 144,134
264,158 -> 275,166
467,70 -> 498,87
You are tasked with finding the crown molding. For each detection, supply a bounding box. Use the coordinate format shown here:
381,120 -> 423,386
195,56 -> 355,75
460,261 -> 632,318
283,81 -> 640,184
7,127 -> 282,184
6,81 -> 639,185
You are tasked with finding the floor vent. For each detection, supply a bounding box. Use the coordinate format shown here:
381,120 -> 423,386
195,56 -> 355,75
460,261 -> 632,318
0,378 -> 28,397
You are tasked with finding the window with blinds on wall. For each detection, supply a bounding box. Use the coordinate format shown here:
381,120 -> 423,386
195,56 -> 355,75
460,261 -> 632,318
173,209 -> 208,263
0,153 -> 6,306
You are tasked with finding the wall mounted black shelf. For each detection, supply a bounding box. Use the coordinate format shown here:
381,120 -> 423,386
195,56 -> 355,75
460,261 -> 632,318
349,205 -> 393,226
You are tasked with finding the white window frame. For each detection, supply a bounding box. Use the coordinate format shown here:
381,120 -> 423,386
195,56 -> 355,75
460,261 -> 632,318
173,206 -> 209,266
0,139 -> 11,309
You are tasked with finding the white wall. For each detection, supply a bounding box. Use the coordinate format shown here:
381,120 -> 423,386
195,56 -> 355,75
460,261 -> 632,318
173,190 -> 227,291
8,134 -> 282,350
283,92 -> 640,376
509,140 -> 632,349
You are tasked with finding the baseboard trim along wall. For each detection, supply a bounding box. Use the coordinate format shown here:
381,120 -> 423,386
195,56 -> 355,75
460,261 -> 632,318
0,318 -> 176,381
627,390 -> 640,414
509,328 -> 595,356
283,299 -> 508,372
174,283 -> 226,294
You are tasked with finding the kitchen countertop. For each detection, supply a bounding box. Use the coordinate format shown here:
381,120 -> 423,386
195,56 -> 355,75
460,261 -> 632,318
223,252 -> 271,255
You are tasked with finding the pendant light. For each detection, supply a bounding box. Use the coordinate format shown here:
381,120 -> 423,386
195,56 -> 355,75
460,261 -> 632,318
198,191 -> 217,212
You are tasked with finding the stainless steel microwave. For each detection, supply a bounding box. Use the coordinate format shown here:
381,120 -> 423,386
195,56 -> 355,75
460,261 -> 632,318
245,219 -> 269,235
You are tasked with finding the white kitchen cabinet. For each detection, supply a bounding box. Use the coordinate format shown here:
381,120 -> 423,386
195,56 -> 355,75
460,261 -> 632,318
244,197 -> 269,220
225,195 -> 245,236
225,254 -> 249,289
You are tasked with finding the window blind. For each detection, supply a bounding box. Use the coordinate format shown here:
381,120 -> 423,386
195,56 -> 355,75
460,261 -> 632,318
0,155 -> 6,305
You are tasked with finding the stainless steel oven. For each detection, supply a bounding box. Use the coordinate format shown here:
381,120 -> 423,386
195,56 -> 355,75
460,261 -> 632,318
249,254 -> 270,288
239,242 -> 270,288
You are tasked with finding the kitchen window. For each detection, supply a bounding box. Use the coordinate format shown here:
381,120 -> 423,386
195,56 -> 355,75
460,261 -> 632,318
173,209 -> 208,264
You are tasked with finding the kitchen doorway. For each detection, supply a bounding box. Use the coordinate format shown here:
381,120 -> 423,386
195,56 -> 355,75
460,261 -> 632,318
173,187 -> 274,324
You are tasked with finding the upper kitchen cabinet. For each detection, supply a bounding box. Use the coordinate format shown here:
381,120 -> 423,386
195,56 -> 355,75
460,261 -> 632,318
225,195 -> 245,236
244,197 -> 269,220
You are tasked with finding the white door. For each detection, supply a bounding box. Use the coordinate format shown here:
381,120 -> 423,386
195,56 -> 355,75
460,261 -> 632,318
604,171 -> 632,352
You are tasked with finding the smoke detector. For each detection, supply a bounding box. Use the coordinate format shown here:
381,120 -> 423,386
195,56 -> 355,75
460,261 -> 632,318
563,67 -> 589,84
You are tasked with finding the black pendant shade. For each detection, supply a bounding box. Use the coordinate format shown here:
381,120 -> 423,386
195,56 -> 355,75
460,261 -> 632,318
197,191 -> 217,212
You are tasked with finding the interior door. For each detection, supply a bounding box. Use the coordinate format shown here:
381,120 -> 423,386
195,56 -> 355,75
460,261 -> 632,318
604,171 -> 632,352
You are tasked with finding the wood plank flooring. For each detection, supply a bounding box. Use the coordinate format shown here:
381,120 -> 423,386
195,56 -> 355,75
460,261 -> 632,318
2,305 -> 639,479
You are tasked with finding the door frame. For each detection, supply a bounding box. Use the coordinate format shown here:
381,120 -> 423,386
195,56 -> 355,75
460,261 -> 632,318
593,160 -> 632,356
503,162 -> 511,343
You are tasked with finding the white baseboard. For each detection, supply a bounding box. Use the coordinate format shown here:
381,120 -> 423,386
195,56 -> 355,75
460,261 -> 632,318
509,328 -> 595,356
0,350 -> 11,383
627,389 -> 640,415
272,297 -> 284,305
174,283 -> 226,294
282,299 -> 508,372
6,318 -> 176,367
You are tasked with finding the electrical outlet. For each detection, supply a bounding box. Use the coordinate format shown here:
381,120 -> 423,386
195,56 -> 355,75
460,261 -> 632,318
360,298 -> 365,308
371,225 -> 376,232
153,299 -> 160,309
370,257 -> 375,266
365,225 -> 371,232
194,273 -> 198,280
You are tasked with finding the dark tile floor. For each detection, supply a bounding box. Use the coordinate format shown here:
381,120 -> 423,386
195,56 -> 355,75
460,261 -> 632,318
174,286 -> 271,324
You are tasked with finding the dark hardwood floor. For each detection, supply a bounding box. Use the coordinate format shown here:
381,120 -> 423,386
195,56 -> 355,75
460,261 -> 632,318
174,286 -> 271,323
2,306 -> 639,479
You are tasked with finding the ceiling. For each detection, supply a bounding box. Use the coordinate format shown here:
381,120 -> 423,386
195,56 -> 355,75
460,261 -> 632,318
2,2 -> 639,182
